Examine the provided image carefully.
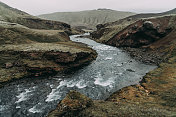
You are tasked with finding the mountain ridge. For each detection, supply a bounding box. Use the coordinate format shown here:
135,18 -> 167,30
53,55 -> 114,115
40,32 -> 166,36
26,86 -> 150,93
38,9 -> 136,29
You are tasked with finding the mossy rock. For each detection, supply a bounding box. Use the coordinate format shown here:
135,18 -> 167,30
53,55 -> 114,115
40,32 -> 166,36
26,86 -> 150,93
47,90 -> 93,117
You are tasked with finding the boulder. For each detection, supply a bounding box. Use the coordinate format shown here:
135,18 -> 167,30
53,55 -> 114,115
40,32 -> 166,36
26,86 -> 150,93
47,90 -> 93,117
143,21 -> 154,29
106,16 -> 173,48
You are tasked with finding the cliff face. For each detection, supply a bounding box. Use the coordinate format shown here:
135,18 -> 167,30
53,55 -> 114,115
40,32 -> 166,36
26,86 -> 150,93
106,16 -> 174,48
0,42 -> 97,84
91,8 -> 176,44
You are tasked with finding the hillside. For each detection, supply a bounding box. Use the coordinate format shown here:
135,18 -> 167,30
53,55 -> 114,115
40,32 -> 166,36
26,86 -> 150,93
0,2 -> 97,85
0,1 -> 71,30
38,9 -> 136,29
125,8 -> 176,20
91,8 -> 176,44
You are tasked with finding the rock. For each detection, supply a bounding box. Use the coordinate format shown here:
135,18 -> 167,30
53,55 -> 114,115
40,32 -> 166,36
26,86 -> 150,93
96,24 -> 104,30
47,90 -> 93,117
126,69 -> 135,72
0,43 -> 97,84
143,21 -> 154,29
106,16 -> 174,48
5,62 -> 13,69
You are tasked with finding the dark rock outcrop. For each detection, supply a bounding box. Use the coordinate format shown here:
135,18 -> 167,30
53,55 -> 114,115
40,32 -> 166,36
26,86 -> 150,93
106,16 -> 173,48
0,43 -> 97,84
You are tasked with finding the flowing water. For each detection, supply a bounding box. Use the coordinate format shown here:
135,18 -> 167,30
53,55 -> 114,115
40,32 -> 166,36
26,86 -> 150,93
0,34 -> 156,117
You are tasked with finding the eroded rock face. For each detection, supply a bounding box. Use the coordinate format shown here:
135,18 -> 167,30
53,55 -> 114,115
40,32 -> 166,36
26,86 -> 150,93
47,90 -> 93,117
0,43 -> 97,84
106,16 -> 173,48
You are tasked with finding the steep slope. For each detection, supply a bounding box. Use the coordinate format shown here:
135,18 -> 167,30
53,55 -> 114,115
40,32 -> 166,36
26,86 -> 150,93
91,8 -> 176,43
0,1 -> 70,30
38,9 -> 136,29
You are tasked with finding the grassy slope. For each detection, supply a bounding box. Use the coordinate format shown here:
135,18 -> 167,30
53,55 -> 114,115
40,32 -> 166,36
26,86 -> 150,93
0,21 -> 70,44
0,1 -> 71,30
38,9 -> 136,29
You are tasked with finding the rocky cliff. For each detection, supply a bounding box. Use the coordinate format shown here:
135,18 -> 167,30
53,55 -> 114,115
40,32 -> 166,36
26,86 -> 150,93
91,8 -> 176,44
0,42 -> 97,85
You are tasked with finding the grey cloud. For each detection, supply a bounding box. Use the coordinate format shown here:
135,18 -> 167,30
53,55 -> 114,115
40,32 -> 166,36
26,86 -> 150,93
1,0 -> 176,15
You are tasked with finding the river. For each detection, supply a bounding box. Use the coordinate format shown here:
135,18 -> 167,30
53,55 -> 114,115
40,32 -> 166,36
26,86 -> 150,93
0,34 -> 156,117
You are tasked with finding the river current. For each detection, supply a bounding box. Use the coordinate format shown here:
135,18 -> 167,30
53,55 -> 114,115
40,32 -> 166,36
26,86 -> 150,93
0,34 -> 156,117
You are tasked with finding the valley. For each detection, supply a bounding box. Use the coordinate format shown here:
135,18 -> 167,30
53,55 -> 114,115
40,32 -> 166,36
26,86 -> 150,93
0,1 -> 176,117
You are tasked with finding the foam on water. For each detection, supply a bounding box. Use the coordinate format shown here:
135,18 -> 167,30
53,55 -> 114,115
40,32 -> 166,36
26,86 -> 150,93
46,88 -> 62,102
0,105 -> 9,112
76,80 -> 87,89
15,86 -> 37,103
94,72 -> 115,87
66,80 -> 76,88
16,106 -> 21,109
29,105 -> 42,113
15,89 -> 32,103
105,57 -> 113,60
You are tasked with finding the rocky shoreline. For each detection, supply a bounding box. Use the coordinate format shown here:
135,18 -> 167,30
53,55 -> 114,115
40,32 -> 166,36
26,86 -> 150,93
122,47 -> 163,65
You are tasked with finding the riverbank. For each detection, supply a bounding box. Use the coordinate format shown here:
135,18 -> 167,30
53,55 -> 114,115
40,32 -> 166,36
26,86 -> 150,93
47,16 -> 176,116
0,21 -> 97,87
0,34 -> 157,117
47,42 -> 176,117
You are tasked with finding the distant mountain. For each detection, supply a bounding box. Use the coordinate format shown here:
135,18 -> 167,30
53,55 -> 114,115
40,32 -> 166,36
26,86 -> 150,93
124,8 -> 176,20
0,1 -> 70,30
163,8 -> 176,15
38,9 -> 136,29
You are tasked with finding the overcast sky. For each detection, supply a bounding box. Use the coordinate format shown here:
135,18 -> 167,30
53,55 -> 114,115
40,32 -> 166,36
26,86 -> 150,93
1,0 -> 176,15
